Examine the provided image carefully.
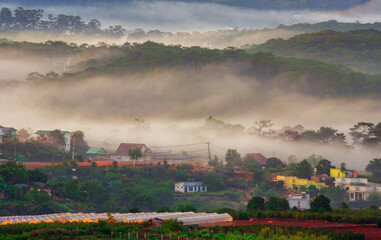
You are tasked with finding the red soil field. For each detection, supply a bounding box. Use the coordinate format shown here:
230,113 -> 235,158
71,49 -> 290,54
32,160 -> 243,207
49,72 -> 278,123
23,161 -> 151,169
234,219 -> 381,240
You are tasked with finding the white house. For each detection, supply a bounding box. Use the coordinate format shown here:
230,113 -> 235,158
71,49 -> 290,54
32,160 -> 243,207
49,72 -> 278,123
35,130 -> 71,152
174,182 -> 207,193
335,178 -> 368,188
346,182 -> 381,201
287,193 -> 310,210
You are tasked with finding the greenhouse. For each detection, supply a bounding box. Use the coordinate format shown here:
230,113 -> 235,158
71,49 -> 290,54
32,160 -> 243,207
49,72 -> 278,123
0,212 -> 232,226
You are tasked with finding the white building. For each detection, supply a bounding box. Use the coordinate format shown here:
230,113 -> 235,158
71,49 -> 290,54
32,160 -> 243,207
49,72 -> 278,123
347,182 -> 381,201
335,178 -> 368,188
174,182 -> 207,193
287,193 -> 310,210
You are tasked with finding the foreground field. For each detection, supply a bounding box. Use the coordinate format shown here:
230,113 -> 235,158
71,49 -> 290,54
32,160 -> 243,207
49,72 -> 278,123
234,219 -> 381,240
0,220 -> 365,240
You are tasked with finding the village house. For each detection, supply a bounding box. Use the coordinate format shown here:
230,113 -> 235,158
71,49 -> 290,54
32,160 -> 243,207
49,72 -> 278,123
287,193 -> 310,210
111,143 -> 152,161
85,147 -> 110,160
330,168 -> 358,178
311,174 -> 333,186
0,126 -> 17,143
346,182 -> 381,201
275,175 -> 327,190
174,182 -> 207,193
244,153 -> 267,166
35,130 -> 71,152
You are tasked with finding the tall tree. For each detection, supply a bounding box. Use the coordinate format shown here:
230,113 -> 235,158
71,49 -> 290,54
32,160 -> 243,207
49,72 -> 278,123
366,158 -> 381,178
49,129 -> 65,150
316,159 -> 334,175
224,149 -> 242,168
128,148 -> 142,167
311,195 -> 332,212
294,160 -> 313,179
249,120 -> 274,136
247,196 -> 265,210
350,122 -> 378,148
72,130 -> 89,153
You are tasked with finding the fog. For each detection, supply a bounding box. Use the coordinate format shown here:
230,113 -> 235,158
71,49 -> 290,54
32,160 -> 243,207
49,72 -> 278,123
0,28 -> 299,49
1,1 -> 381,171
1,65 -> 380,170
4,0 -> 381,32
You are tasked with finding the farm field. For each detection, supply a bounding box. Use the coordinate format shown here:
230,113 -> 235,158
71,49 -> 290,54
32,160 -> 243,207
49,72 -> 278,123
234,219 -> 381,240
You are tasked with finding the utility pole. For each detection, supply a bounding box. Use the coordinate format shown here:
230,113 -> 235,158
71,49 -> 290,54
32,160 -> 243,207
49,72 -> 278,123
207,142 -> 211,162
72,136 -> 76,161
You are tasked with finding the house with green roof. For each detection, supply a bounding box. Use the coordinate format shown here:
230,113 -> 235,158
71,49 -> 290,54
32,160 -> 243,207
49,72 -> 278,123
0,126 -> 17,143
35,130 -> 71,152
85,147 -> 109,160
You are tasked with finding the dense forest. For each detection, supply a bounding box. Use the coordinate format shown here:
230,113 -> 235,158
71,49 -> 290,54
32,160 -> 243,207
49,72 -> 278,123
0,0 -> 369,10
246,29 -> 381,73
278,20 -> 381,33
1,38 -> 381,96
52,41 -> 381,97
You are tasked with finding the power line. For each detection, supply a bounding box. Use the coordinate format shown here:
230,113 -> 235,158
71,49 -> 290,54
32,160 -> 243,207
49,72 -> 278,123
150,142 -> 209,148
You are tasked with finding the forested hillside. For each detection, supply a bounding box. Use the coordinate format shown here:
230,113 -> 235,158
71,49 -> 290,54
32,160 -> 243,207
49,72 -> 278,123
0,0 -> 369,10
2,39 -> 381,96
246,29 -> 381,73
278,20 -> 381,33
63,41 -> 381,97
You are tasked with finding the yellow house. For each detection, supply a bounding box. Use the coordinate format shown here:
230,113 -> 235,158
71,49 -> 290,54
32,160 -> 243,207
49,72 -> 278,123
330,169 -> 358,178
330,169 -> 345,178
275,176 -> 327,190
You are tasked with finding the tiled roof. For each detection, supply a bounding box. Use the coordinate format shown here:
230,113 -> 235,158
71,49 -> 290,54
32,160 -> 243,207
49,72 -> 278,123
245,153 -> 267,165
115,143 -> 150,155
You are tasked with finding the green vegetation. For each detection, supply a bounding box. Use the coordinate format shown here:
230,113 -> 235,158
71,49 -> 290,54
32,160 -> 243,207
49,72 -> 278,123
278,20 -> 381,33
224,207 -> 381,226
247,29 -> 381,73
0,220 -> 365,240
311,195 -> 332,213
1,39 -> 381,97
0,139 -> 70,161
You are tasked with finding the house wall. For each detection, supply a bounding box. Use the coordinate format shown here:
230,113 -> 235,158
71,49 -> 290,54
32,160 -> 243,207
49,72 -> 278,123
276,176 -> 327,190
174,182 -> 185,193
63,133 -> 71,152
174,182 -> 207,193
288,199 -> 310,209
347,185 -> 381,201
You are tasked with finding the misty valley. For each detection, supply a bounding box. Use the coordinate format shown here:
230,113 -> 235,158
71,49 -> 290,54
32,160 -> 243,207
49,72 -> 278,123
0,2 -> 381,240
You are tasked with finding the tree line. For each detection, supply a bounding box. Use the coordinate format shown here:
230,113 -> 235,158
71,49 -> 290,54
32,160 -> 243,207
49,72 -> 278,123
0,7 -> 126,37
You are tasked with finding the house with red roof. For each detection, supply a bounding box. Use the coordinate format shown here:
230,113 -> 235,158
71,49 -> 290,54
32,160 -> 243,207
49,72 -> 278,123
244,153 -> 267,166
111,143 -> 152,161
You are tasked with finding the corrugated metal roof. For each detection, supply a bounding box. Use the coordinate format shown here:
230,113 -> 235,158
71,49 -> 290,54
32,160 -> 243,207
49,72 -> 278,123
183,182 -> 204,187
86,147 -> 108,155
36,130 -> 69,134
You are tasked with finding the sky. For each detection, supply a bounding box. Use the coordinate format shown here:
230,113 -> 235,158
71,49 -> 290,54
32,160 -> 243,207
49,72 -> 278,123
3,0 -> 381,32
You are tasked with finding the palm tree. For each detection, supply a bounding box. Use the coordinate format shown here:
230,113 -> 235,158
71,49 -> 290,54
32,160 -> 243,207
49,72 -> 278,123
128,148 -> 142,167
